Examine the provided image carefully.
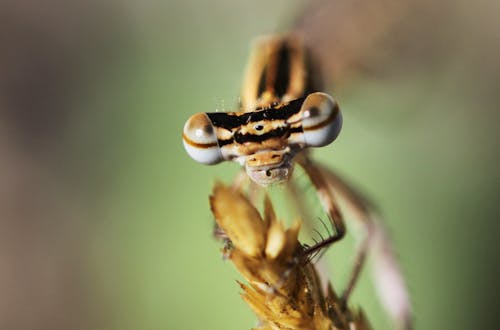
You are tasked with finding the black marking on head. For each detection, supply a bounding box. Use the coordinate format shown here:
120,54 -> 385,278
217,138 -> 234,147
206,97 -> 305,130
217,123 -> 303,147
234,126 -> 289,144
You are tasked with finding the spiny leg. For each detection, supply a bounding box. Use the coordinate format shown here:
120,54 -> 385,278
285,172 -> 335,263
285,177 -> 332,290
289,161 -> 369,295
295,157 -> 346,259
299,158 -> 412,330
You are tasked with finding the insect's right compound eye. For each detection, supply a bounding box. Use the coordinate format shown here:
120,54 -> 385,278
182,113 -> 224,165
300,92 -> 342,148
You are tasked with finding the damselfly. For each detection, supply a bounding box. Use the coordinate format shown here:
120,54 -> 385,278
182,35 -> 411,330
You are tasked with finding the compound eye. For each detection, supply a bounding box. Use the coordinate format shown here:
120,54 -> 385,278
301,92 -> 342,147
182,113 -> 223,164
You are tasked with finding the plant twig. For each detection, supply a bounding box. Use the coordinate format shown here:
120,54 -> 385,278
210,183 -> 371,330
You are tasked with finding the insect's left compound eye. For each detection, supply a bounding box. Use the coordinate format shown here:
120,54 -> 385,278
300,92 -> 342,147
182,113 -> 223,165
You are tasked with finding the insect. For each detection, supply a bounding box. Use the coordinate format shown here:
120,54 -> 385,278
182,35 -> 411,329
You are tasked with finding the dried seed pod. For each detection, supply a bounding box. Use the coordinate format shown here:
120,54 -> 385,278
209,183 -> 371,330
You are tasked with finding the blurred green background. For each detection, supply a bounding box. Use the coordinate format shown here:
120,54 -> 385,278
0,0 -> 498,329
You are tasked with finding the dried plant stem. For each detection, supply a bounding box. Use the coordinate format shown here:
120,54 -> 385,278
210,183 -> 370,330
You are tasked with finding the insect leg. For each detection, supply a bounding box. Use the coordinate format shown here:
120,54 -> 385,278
300,159 -> 412,330
296,158 -> 346,258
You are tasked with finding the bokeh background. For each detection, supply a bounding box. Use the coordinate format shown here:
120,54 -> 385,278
0,0 -> 498,329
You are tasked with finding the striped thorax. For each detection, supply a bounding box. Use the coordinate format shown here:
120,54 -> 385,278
182,36 -> 342,185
